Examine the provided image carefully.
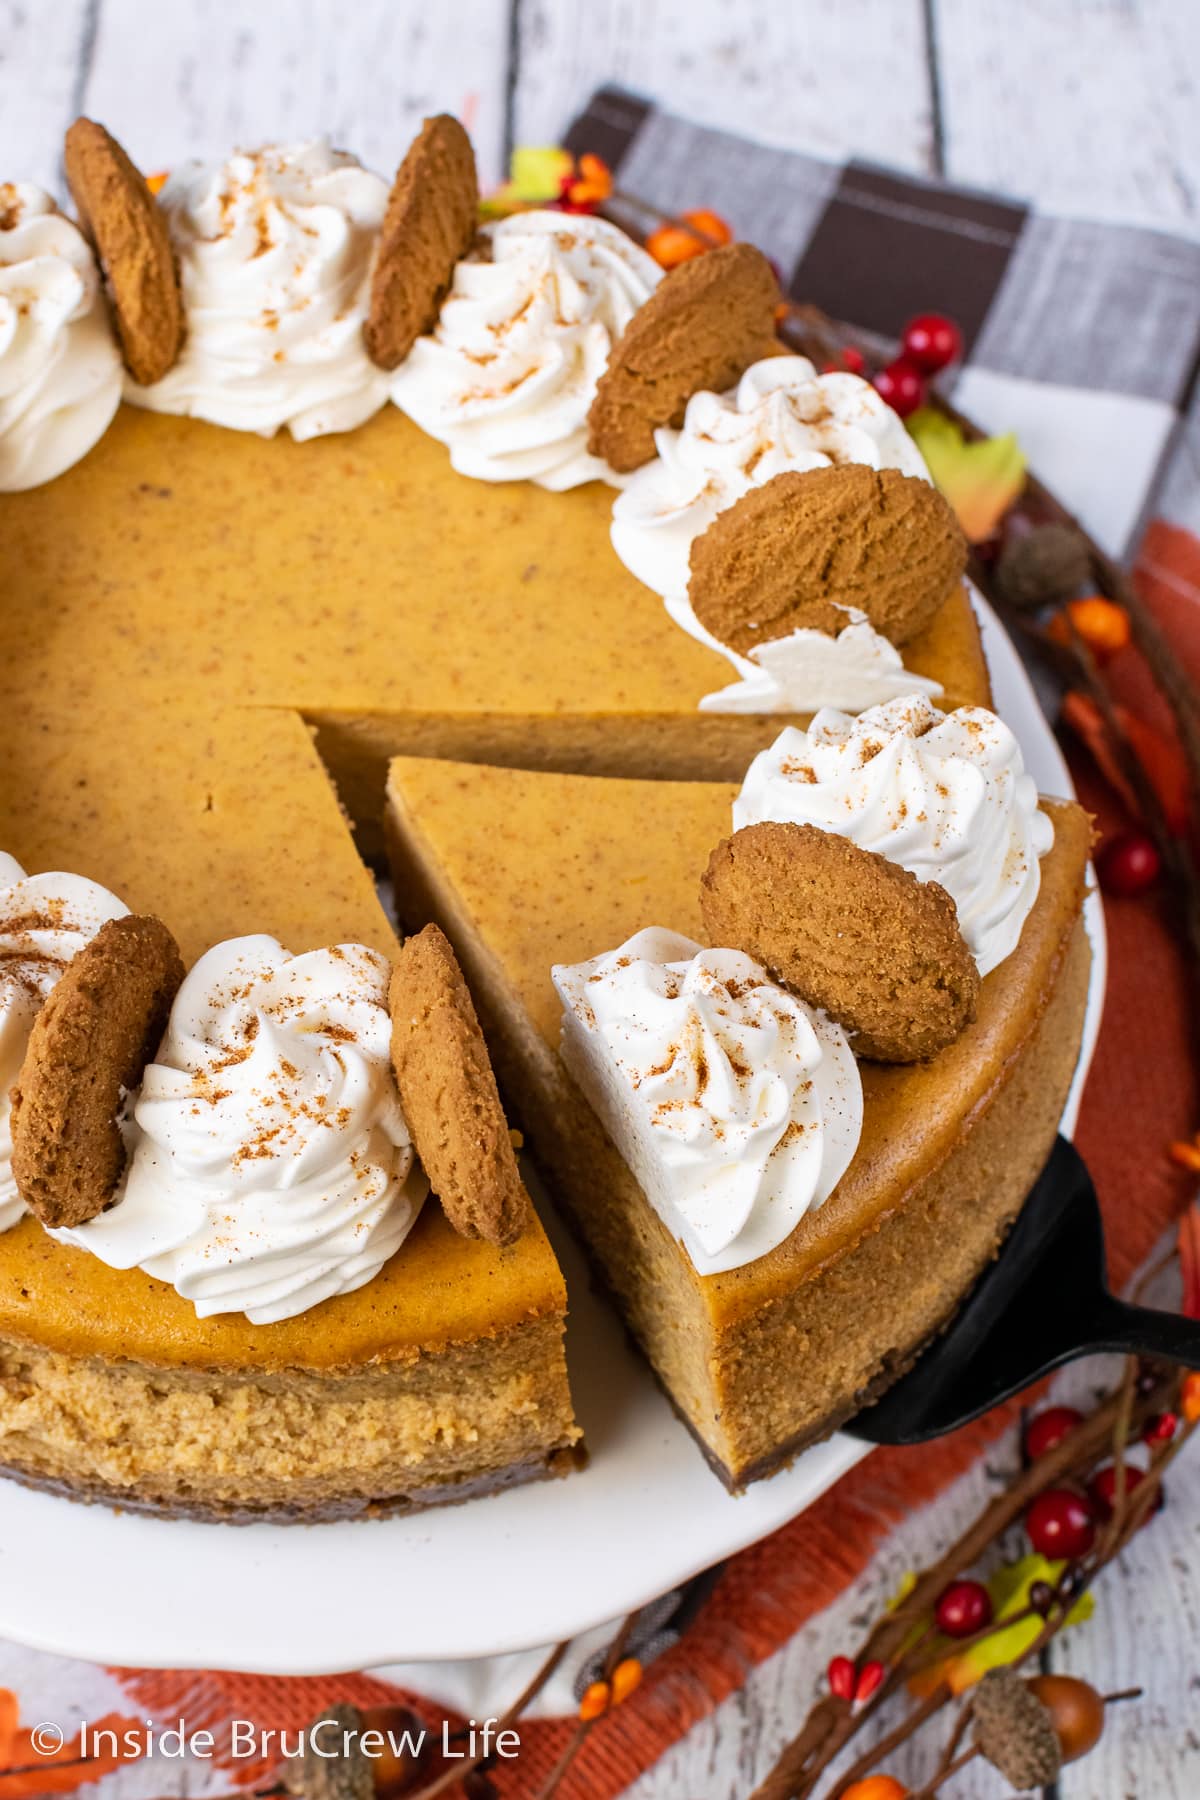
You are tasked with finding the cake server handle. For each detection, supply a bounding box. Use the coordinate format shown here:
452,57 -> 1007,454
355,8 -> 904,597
1074,1292 -> 1200,1367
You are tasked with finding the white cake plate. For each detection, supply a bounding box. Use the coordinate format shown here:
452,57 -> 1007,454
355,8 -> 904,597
0,593 -> 1105,1679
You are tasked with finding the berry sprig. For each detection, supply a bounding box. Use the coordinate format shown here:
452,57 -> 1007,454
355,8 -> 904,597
871,315 -> 962,419
747,1358 -> 1192,1800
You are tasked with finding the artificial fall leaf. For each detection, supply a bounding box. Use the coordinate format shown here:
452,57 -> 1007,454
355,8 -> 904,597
906,407 -> 1026,543
1061,692 -> 1190,833
907,1555 -> 1093,1698
1179,1202 -> 1200,1319
1122,709 -> 1192,833
480,145 -> 574,217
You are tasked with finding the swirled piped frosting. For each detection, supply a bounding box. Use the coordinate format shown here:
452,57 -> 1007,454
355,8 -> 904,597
391,210 -> 661,489
0,853 -> 129,1230
126,140 -> 389,439
734,695 -> 1054,977
552,927 -> 861,1275
55,934 -> 426,1323
0,184 -> 123,490
610,356 -> 931,599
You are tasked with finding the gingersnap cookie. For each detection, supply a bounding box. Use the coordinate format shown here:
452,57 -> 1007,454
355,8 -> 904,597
699,822 -> 979,1063
388,924 -> 528,1246
64,118 -> 184,386
587,242 -> 780,473
365,114 -> 479,371
10,914 -> 185,1228
689,464 -> 967,655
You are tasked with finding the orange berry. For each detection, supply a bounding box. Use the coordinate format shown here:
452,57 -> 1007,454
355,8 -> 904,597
842,1777 -> 909,1800
1182,1371 -> 1200,1424
611,1657 -> 643,1704
577,152 -> 613,193
646,223 -> 708,269
1047,595 -> 1131,661
579,1679 -> 610,1722
680,206 -> 732,246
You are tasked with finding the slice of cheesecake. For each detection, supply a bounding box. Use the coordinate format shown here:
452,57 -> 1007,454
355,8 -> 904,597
0,703 -> 579,1521
385,754 -> 1092,1489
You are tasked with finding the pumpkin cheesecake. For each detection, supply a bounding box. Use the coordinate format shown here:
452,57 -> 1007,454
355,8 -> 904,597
0,705 -> 579,1520
385,703 -> 1092,1488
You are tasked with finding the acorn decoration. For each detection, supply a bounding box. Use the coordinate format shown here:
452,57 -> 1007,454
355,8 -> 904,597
995,521 -> 1092,610
971,1668 -> 1062,1788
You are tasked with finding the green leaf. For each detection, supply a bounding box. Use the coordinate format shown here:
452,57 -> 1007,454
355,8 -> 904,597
907,406 -> 1026,544
480,145 -> 573,217
908,1555 -> 1093,1697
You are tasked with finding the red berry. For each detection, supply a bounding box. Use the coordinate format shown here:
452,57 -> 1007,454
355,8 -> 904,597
1024,1405 -> 1084,1461
1143,1410 -> 1178,1447
934,1578 -> 993,1639
901,312 -> 963,373
1026,1488 -> 1096,1560
1088,1462 -> 1161,1524
828,1654 -> 856,1701
854,1659 -> 886,1703
1096,830 -> 1161,898
873,358 -> 925,418
822,346 -> 867,377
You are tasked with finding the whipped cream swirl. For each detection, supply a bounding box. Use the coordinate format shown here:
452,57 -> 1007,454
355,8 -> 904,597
735,696 -> 1054,977
391,210 -> 661,489
553,927 -> 861,1275
664,593 -> 943,716
0,853 -> 129,1230
0,184 -> 123,490
127,140 -> 389,439
56,935 -> 425,1323
611,356 -> 931,599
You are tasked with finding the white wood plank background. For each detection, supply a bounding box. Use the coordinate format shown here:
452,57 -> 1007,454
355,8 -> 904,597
0,2 -> 1197,1796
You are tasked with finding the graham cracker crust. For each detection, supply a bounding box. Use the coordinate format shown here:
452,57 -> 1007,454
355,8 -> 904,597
0,1443 -> 585,1526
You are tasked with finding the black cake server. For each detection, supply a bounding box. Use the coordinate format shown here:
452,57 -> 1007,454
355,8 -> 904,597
849,1135 -> 1200,1445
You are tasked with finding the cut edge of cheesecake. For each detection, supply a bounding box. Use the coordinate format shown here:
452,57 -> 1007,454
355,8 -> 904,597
307,574 -> 990,857
383,755 -> 1093,1491
0,1315 -> 584,1523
